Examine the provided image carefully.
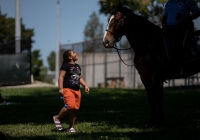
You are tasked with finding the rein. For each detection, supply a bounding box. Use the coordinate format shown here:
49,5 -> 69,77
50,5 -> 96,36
106,30 -> 143,66
105,21 -> 144,66
105,29 -> 136,66
113,42 -> 143,66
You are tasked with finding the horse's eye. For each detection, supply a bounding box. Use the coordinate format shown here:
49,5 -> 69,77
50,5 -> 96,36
114,20 -> 119,23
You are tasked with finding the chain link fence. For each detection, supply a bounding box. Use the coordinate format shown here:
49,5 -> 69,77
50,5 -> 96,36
59,37 -> 200,88
0,37 -> 32,86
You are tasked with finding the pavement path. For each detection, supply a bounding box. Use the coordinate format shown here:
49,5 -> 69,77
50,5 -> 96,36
0,81 -> 57,89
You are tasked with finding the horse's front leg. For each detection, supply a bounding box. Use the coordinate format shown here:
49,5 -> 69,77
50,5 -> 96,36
141,77 -> 164,128
153,79 -> 164,126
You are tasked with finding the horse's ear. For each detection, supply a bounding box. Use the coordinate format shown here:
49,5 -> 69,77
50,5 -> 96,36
118,1 -> 123,8
111,3 -> 115,9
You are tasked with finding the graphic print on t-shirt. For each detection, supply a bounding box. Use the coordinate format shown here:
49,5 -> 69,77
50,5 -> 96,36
69,66 -> 81,86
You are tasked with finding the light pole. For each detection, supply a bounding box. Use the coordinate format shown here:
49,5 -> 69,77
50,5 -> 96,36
55,0 -> 60,86
15,0 -> 21,53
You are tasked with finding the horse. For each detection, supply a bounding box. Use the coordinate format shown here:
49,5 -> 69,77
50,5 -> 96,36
102,2 -> 200,128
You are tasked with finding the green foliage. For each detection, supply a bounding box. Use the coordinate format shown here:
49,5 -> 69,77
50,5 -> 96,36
31,50 -> 47,81
99,0 -> 167,25
0,11 -> 49,82
83,12 -> 104,52
0,88 -> 200,140
147,0 -> 167,25
99,0 -> 150,16
0,12 -> 34,53
0,13 -> 34,40
0,12 -> 33,54
84,12 -> 104,40
0,14 -> 15,42
47,51 -> 55,71
99,0 -> 200,25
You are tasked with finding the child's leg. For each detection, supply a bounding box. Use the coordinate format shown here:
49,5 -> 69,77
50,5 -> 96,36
69,109 -> 78,128
54,107 -> 69,121
53,107 -> 69,130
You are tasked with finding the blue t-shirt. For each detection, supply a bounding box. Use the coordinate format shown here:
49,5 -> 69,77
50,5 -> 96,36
163,0 -> 200,26
60,63 -> 81,90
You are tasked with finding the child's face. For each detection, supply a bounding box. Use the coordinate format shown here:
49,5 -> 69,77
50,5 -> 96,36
69,50 -> 78,61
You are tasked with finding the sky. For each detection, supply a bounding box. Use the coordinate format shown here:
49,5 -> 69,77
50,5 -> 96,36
0,0 -> 108,67
0,0 -> 200,69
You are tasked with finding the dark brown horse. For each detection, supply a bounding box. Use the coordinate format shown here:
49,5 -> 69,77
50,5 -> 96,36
102,2 -> 200,128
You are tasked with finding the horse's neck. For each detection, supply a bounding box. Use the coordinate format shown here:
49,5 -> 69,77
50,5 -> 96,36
125,15 -> 161,54
125,29 -> 147,54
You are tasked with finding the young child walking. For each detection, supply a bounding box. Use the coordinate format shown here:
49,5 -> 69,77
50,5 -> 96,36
53,50 -> 89,132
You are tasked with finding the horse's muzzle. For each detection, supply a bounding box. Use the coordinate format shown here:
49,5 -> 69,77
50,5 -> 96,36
102,40 -> 114,48
102,40 -> 109,47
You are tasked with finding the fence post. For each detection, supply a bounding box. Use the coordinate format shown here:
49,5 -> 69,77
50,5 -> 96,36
82,43 -> 86,82
119,42 -> 121,88
104,51 -> 107,88
133,62 -> 136,88
93,49 -> 95,87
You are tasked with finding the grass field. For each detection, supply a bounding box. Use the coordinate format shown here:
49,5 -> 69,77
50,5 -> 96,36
0,87 -> 200,140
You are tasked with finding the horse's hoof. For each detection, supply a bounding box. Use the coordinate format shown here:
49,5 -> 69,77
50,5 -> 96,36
145,123 -> 162,129
145,123 -> 155,128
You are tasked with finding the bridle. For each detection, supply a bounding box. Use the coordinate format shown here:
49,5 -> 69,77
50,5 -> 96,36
105,29 -> 122,43
105,13 -> 135,66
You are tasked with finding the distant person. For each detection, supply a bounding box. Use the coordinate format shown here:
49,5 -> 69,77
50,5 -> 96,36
53,50 -> 89,132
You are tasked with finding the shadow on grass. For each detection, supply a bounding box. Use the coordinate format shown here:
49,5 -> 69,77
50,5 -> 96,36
0,88 -> 150,127
0,87 -> 200,140
4,130 -> 200,140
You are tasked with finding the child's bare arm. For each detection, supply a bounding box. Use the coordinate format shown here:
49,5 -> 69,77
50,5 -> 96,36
80,75 -> 90,93
58,70 -> 66,95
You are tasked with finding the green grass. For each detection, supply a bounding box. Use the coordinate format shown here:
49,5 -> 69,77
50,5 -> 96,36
0,87 -> 200,140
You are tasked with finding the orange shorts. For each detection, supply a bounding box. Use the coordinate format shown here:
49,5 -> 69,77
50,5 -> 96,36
62,88 -> 81,110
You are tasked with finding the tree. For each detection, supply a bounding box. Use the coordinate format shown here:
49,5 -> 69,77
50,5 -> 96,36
32,50 -> 47,81
0,12 -> 34,53
147,0 -> 200,26
0,11 -> 49,81
84,12 -> 104,40
99,0 -> 200,26
99,0 -> 167,26
99,0 -> 152,18
47,51 -> 55,71
83,12 -> 104,52
147,0 -> 167,26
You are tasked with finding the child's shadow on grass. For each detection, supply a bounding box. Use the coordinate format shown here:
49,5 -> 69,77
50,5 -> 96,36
51,128 -> 67,132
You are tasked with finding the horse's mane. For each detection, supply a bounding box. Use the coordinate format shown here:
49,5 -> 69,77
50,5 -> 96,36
111,5 -> 163,50
110,5 -> 133,18
111,5 -> 161,33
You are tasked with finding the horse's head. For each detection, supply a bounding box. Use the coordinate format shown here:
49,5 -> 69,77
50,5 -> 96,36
102,2 -> 127,48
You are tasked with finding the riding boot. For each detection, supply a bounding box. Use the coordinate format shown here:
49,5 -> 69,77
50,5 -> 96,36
174,55 -> 187,76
